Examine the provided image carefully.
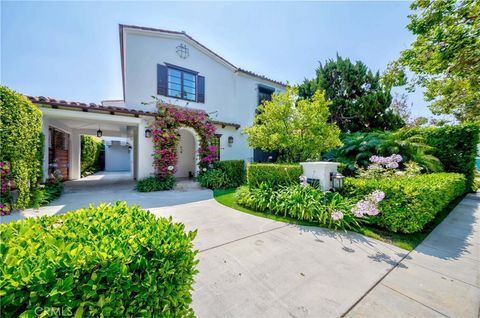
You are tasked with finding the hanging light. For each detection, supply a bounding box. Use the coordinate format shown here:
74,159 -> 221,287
96,129 -> 103,138
330,172 -> 344,191
145,128 -> 152,138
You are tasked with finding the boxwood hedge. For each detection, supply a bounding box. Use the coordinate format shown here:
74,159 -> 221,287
399,124 -> 479,191
0,86 -> 43,209
247,163 -> 303,188
214,160 -> 245,188
0,202 -> 198,317
343,173 -> 466,233
80,135 -> 103,176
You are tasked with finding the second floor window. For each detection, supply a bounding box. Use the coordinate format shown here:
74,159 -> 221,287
168,68 -> 196,101
157,63 -> 205,103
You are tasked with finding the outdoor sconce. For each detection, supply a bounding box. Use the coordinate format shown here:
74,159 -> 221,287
228,136 -> 234,146
330,172 -> 344,191
145,128 -> 152,138
96,129 -> 103,138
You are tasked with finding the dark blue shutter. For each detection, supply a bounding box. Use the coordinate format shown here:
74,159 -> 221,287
157,64 -> 168,96
197,76 -> 205,103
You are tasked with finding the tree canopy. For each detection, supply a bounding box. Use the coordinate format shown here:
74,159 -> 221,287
244,87 -> 341,162
299,55 -> 405,133
385,0 -> 480,122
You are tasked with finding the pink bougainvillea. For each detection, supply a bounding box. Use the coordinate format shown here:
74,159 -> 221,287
151,104 -> 218,178
0,161 -> 13,215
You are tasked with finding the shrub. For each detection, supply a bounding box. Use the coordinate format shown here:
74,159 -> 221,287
235,184 -> 362,230
325,131 -> 442,176
0,86 -> 43,209
399,124 -> 479,191
0,202 -> 198,317
214,160 -> 245,188
343,173 -> 466,233
197,169 -> 227,189
81,135 -> 103,176
135,175 -> 175,192
247,163 -> 303,188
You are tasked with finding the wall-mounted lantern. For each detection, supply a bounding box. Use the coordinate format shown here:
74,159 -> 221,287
228,136 -> 234,146
330,172 -> 344,191
96,129 -> 103,138
145,128 -> 152,138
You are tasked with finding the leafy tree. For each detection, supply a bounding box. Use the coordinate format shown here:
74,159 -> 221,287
299,55 -> 405,132
244,87 -> 341,162
385,0 -> 480,122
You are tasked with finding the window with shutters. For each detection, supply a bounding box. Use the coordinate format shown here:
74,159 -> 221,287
157,64 -> 205,103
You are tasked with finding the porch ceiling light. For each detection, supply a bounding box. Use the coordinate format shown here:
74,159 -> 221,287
96,129 -> 103,138
145,128 -> 152,138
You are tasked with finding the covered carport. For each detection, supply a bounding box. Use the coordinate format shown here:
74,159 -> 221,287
28,96 -> 156,181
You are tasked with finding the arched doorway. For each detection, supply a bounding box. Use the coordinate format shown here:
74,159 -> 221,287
174,127 -> 198,178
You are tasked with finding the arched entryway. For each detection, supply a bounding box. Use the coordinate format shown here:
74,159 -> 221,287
174,127 -> 200,178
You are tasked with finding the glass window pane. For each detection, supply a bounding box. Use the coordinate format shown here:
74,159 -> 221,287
185,92 -> 196,100
168,68 -> 181,78
184,72 -> 195,82
168,83 -> 181,91
168,75 -> 181,84
168,89 -> 181,98
183,86 -> 195,94
183,79 -> 196,88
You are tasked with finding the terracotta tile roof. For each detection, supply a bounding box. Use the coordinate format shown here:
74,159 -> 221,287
119,24 -> 287,95
28,96 -> 241,129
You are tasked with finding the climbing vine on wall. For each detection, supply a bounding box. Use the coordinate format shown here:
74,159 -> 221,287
151,103 -> 217,178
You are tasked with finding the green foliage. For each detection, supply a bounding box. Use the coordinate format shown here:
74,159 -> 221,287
214,160 -> 245,188
399,123 -> 479,191
197,169 -> 227,189
0,202 -> 198,317
244,87 -> 341,162
326,131 -> 443,175
235,184 -> 361,230
32,181 -> 65,208
0,86 -> 43,209
247,163 -> 303,188
343,173 -> 466,233
80,135 -> 103,176
135,175 -> 175,192
390,0 -> 480,122
298,55 -> 405,132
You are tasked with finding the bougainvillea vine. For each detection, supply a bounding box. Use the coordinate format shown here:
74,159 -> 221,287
151,104 -> 218,178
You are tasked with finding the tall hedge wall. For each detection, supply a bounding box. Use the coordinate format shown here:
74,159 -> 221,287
0,86 -> 43,209
80,135 -> 103,175
399,124 -> 479,191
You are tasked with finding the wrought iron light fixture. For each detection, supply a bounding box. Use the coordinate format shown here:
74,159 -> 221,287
96,129 -> 103,138
228,136 -> 234,146
145,128 -> 152,138
330,172 -> 344,191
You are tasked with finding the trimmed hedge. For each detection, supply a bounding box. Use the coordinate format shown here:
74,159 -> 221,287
247,163 -> 303,188
80,135 -> 103,176
214,160 -> 245,188
0,86 -> 43,209
399,124 -> 479,191
136,175 -> 175,192
0,202 -> 198,316
343,173 -> 466,233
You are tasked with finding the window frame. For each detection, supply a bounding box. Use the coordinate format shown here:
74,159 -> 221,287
165,63 -> 199,102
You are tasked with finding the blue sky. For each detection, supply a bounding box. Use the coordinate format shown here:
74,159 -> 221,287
1,1 -> 432,117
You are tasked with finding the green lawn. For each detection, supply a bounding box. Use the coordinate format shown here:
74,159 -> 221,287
213,188 -> 465,251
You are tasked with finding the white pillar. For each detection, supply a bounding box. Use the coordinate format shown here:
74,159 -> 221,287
70,129 -> 81,180
41,117 -> 50,182
136,120 -> 155,180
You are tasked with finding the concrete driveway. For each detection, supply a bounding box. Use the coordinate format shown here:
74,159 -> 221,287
3,172 -> 410,317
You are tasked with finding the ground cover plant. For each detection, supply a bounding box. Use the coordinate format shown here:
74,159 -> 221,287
136,175 -> 175,192
0,202 -> 198,317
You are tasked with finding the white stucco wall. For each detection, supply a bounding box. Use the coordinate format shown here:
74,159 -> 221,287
103,137 -> 132,172
123,28 -> 285,163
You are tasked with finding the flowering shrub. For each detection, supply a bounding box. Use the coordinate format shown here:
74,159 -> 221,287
351,190 -> 385,217
151,104 -> 217,178
0,161 -> 14,215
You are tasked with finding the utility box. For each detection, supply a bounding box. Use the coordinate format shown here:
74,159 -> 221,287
300,161 -> 340,191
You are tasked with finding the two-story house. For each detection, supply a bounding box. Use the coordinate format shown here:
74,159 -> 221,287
29,24 -> 286,181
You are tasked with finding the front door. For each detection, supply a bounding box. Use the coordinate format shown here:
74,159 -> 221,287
174,129 -> 195,178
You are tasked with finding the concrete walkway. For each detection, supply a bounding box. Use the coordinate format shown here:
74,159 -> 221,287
2,172 -> 478,317
346,192 -> 480,318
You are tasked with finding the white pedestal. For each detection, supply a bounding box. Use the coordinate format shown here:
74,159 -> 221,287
300,161 -> 339,191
